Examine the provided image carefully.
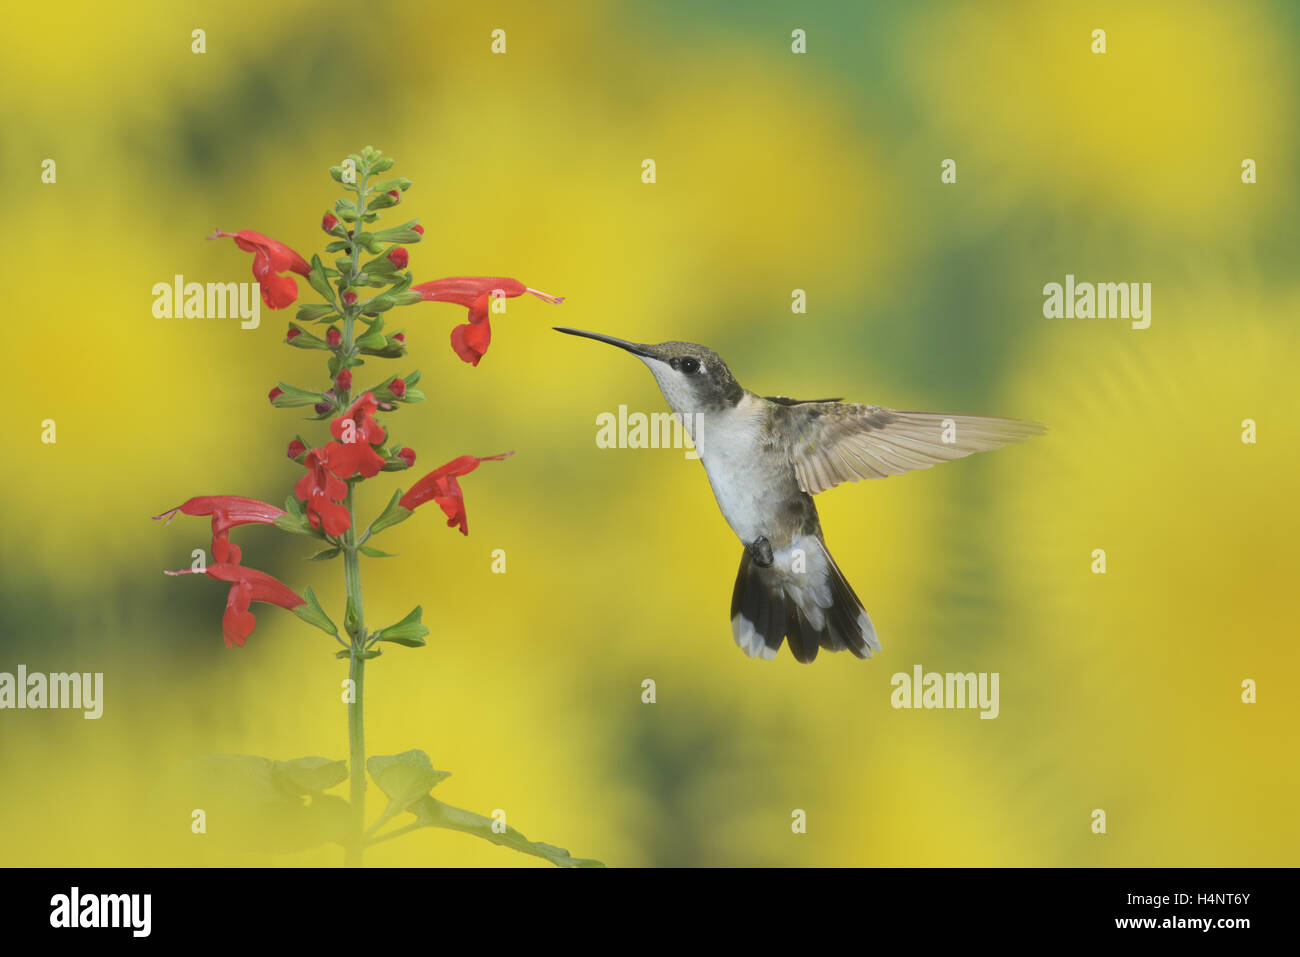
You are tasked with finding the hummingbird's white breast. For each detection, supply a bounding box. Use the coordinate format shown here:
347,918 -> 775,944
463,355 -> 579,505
692,393 -> 776,545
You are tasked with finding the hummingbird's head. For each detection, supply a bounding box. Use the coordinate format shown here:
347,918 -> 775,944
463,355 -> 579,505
554,328 -> 744,414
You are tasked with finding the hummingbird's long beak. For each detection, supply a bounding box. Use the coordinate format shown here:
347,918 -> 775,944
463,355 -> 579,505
553,327 -> 654,358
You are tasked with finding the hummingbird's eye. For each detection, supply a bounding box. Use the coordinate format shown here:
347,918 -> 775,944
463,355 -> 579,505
680,357 -> 700,375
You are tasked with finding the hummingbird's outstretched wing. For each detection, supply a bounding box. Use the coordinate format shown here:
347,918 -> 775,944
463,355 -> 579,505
780,401 -> 1046,495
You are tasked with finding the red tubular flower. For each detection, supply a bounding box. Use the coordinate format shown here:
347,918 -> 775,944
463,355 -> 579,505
295,446 -> 351,535
154,495 -> 286,565
399,452 -> 513,535
166,562 -> 304,648
411,277 -> 564,366
208,229 -> 311,310
327,392 -> 387,478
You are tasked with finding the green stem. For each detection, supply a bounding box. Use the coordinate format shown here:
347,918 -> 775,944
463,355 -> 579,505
341,165 -> 371,868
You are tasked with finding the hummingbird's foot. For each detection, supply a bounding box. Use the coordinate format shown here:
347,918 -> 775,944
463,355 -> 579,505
749,536 -> 774,568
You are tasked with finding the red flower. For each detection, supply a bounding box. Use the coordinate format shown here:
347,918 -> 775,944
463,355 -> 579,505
327,392 -> 387,478
322,213 -> 339,232
208,229 -> 311,310
327,327 -> 342,347
294,446 -> 351,536
397,447 -> 416,468
166,562 -> 304,648
412,277 -> 563,366
387,247 -> 409,269
400,452 -> 513,535
154,495 -> 286,565
389,377 -> 406,398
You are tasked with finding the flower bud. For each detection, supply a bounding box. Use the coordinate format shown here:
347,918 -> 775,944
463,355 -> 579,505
326,327 -> 342,348
287,438 -> 307,459
315,389 -> 337,415
268,387 -> 283,403
336,369 -> 353,391
286,327 -> 302,342
412,225 -> 424,236
390,377 -> 407,398
398,447 -> 416,468
343,291 -> 358,306
392,333 -> 406,344
387,247 -> 409,269
322,213 -> 339,233
388,189 -> 401,204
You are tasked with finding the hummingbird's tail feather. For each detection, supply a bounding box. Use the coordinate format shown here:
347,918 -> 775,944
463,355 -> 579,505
730,534 -> 879,664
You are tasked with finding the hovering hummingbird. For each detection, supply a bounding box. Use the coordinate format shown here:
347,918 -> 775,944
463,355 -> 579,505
554,327 -> 1045,664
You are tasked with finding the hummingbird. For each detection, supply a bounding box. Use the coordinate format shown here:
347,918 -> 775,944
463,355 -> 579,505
554,327 -> 1045,664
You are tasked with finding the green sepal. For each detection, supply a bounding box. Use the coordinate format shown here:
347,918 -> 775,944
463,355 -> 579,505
272,382 -> 325,408
345,595 -> 362,642
296,303 -> 337,323
292,586 -> 339,638
361,293 -> 396,313
367,489 -> 414,537
287,323 -> 330,350
371,156 -> 395,173
372,606 -> 428,647
373,223 -> 422,244
308,546 -> 342,561
307,255 -> 335,302
325,241 -> 350,254
370,177 -> 412,195
359,545 -> 398,558
334,197 -> 359,222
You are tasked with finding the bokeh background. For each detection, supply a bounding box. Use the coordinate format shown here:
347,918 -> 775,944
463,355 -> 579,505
2,0 -> 1296,866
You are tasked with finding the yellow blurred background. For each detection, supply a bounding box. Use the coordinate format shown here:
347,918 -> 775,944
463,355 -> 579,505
1,0 -> 1296,866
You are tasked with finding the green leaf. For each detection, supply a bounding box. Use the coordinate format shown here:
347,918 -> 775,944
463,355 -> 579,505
359,545 -> 398,558
410,796 -> 604,868
308,546 -> 342,561
292,586 -> 338,638
366,750 -> 450,832
372,605 -> 428,647
367,490 -> 413,538
325,240 -> 350,253
272,756 -> 348,795
172,754 -> 351,853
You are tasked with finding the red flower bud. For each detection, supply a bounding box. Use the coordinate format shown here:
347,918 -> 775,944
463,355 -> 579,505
390,377 -> 406,398
336,369 -> 353,391
398,447 -> 416,468
286,327 -> 301,342
326,327 -> 342,348
343,291 -> 358,306
268,387 -> 283,403
287,438 -> 307,459
412,225 -> 424,236
388,190 -> 401,203
315,390 -> 337,415
392,333 -> 406,344
387,247 -> 409,269
322,213 -> 339,232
